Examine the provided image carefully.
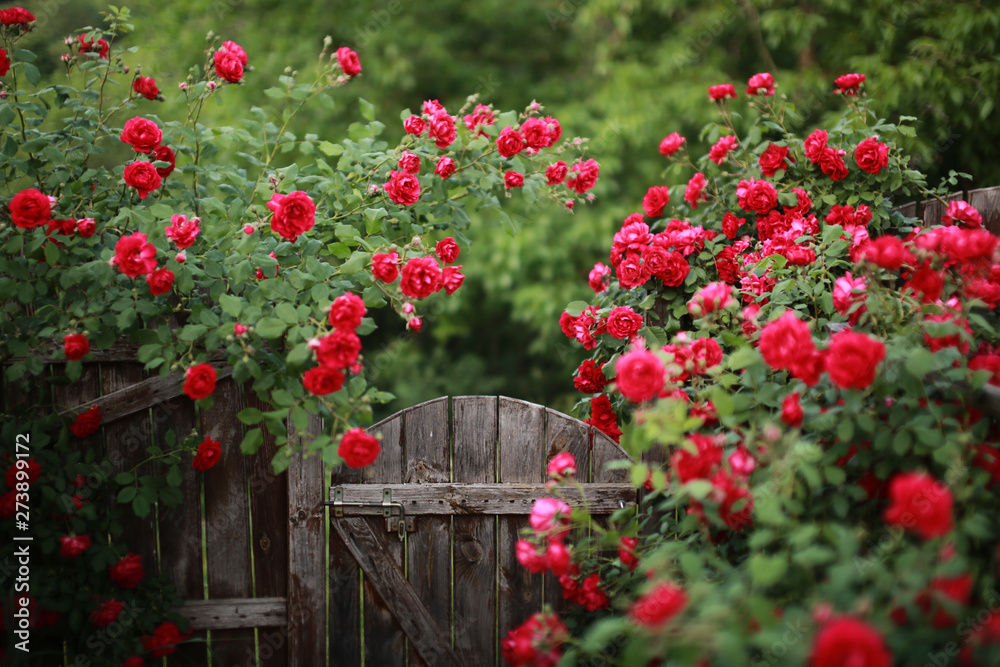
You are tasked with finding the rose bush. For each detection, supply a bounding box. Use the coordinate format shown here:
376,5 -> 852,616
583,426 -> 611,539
509,73 -> 1000,665
0,7 -> 597,662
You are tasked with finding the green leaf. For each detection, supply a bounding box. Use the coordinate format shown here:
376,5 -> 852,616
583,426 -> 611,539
359,97 -> 375,122
256,317 -> 287,339
166,465 -> 183,487
219,294 -> 242,318
179,324 -> 208,342
904,348 -> 935,379
275,302 -> 299,324
240,428 -> 264,455
565,301 -> 589,317
237,407 -> 264,425
116,486 -> 137,503
114,471 -> 135,485
749,553 -> 788,588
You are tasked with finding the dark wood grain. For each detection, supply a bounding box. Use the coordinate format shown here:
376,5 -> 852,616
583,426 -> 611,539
181,597 -> 286,630
968,185 -> 1000,235
329,443 -> 363,667
921,190 -> 964,227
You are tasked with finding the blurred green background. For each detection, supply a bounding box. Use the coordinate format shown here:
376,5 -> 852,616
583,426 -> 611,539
24,0 -> 1000,420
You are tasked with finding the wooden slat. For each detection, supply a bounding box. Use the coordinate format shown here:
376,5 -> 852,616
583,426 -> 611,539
362,412 -> 406,665
332,517 -> 462,667
403,398 -> 452,667
203,378 -> 255,665
968,185 -> 1000,235
592,428 -> 631,484
329,456 -> 363,667
328,483 -> 636,515
921,190 -> 964,227
181,597 -> 286,630
59,363 -> 232,425
246,390 -> 289,667
286,413 -> 326,667
452,396 -> 498,666
497,397 -> 546,646
895,201 -> 917,220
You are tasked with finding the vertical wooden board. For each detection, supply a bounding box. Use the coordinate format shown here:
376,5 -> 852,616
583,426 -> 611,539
895,201 -> 917,220
287,413 -> 326,667
404,398 -> 451,667
451,397 -> 497,665
592,428 -> 630,484
921,190 -> 964,227
202,378 -> 255,666
361,414 -> 407,666
152,395 -> 208,667
497,398 -> 546,646
101,362 -> 159,573
969,185 -> 1000,235
329,455 -> 362,666
245,391 -> 289,667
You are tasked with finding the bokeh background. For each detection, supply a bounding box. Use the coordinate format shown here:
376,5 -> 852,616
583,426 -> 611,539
24,0 -> 1000,420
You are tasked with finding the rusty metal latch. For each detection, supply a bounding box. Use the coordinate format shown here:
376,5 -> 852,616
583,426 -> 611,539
325,486 -> 415,539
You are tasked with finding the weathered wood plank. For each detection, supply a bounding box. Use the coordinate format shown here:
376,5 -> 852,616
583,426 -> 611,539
361,412 -> 406,666
894,201 -> 917,220
59,363 -> 232,425
181,597 -> 286,630
403,398 -> 452,667
286,413 -> 326,667
544,408 -> 592,482
328,483 -> 636,515
921,190 -> 964,227
968,185 -> 1000,235
202,378 -> 255,666
245,390 -> 289,667
329,446 -> 363,667
592,428 -> 631,484
332,517 -> 462,667
452,396 -> 498,667
497,397 -> 547,646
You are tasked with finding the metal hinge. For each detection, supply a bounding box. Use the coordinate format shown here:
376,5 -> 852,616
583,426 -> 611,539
325,487 -> 415,540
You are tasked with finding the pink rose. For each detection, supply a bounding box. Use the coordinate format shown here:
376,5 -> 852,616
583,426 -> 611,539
336,47 -> 361,77
403,115 -> 426,135
746,72 -> 775,96
708,84 -> 737,100
504,170 -> 524,189
433,156 -> 455,179
659,132 -> 685,156
615,347 -> 665,402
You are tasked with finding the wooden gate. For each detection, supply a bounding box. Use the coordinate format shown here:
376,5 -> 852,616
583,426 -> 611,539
327,396 -> 634,667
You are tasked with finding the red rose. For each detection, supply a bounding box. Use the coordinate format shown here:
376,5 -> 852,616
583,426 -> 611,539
708,135 -> 738,165
315,330 -> 362,369
71,406 -> 101,438
192,436 -> 221,471
501,612 -> 568,667
917,574 -> 972,628
854,137 -> 889,174
809,617 -> 890,667
8,188 -> 51,228
495,126 -> 525,158
141,622 -> 190,657
586,394 -> 621,443
79,34 -> 110,60
545,160 -> 568,185
817,146 -> 849,180
400,256 -> 442,298
112,232 -> 157,277
708,84 -> 737,100
164,214 -> 199,249
758,144 -> 793,177
0,8 -> 35,26
433,156 -> 455,179
573,360 -> 608,393
123,161 -> 162,199
565,158 -> 599,194
629,582 -> 687,629
338,427 -> 380,468
654,251 -> 690,287
618,536 -> 639,570
120,657 -> 143,667
684,172 -> 707,209
146,268 -> 174,296
90,599 -> 123,628
746,72 -> 775,96
441,266 -> 465,295
109,553 -> 144,589
832,272 -> 867,323
515,539 -> 548,574
150,145 -> 176,179
302,366 -> 345,395
759,311 -> 816,373
213,48 -> 244,83
504,170 -> 524,189
884,472 -> 953,539
435,237 -> 460,264
642,186 -> 671,218
462,103 -> 497,136
736,178 -> 778,214
427,112 -> 456,149
688,282 -> 735,317
74,217 -> 96,237
722,212 -> 745,239
267,191 -> 316,242
519,117 -> 549,149
659,132 -> 686,156
0,48 -> 10,77
183,363 -> 217,400
588,262 -> 610,293
384,170 -> 421,206
120,117 -> 162,153
403,115 -> 425,135
221,41 -> 248,65
781,392 -> 804,426
615,253 -> 651,289
371,251 -> 400,282
63,333 -> 90,361
606,306 -> 643,339
132,76 -> 159,101
615,347 -> 665,402
59,534 -> 91,558
942,200 -> 982,228
862,235 -> 912,270
328,292 -> 366,330
336,46 -> 361,77
834,72 -> 865,95
397,150 -> 420,174
804,129 -> 828,161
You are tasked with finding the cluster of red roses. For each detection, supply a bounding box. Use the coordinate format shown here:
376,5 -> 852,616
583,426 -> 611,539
371,236 -> 465,330
120,116 -> 176,199
501,610 -> 569,667
0,6 -> 32,79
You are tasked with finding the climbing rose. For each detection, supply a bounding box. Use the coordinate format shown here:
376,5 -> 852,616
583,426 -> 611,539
164,214 -> 200,249
315,330 -> 362,369
109,553 -> 144,589
586,394 -> 621,443
183,363 -> 217,400
78,34 -> 110,59
63,334 -> 90,361
191,436 -> 221,471
504,170 -> 524,189
515,539 -> 548,573
436,237 -> 460,264
736,178 -> 778,214
809,617 -> 891,667
397,150 -> 420,174
606,306 -> 643,339
529,497 -> 571,539
885,472 -> 953,539
781,392 -> 804,426
339,428 -> 380,468
759,144 -> 793,177
834,73 -> 866,95
90,599 -> 123,628
573,360 -> 608,394
832,272 -> 867,323
629,582 -> 688,629
862,235 -> 912,270
642,186 -> 671,218
120,117 -> 162,153
684,172 -> 707,209
917,574 -> 972,628
71,406 -> 101,438
547,452 -> 577,480
588,262 -> 611,293
0,8 -> 35,26
403,115 -> 425,135
545,160 -> 568,185
434,156 -> 455,179
400,256 -> 442,298
221,40 -> 248,65
213,48 -> 244,83
565,158 -> 599,194
520,117 -> 549,149
427,112 -> 456,149
76,217 -> 97,237
942,200 -> 982,228
687,281 -> 735,316
383,170 -> 421,206
302,366 -> 345,396
59,535 -> 91,558
501,612 -> 568,667
113,232 -> 157,277
371,252 -> 400,282
146,268 -> 174,296
854,137 -> 889,174
132,76 -> 159,100
615,347 -> 665,402
267,191 -> 316,242
746,72 -> 775,96
825,330 -> 885,389
151,145 -> 176,178
336,46 -> 361,77
496,127 -> 525,158
141,622 -> 189,657
817,146 -> 849,181
123,161 -> 162,199
759,311 -> 817,373
0,47 -> 11,76
329,293 -> 366,331
659,132 -> 686,156
708,135 -> 739,165
441,266 -> 465,295
708,83 -> 737,100
8,189 -> 51,229
619,537 -> 639,570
